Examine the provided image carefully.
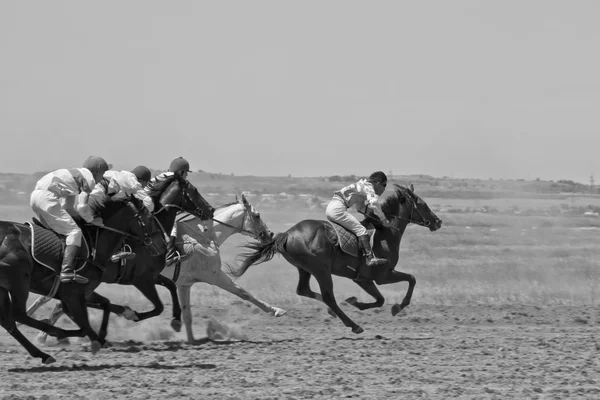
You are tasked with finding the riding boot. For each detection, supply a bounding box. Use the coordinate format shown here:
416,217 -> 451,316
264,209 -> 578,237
358,235 -> 387,267
60,244 -> 89,284
165,236 -> 180,266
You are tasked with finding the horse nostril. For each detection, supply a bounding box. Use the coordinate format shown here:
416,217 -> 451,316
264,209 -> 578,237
269,232 -> 274,238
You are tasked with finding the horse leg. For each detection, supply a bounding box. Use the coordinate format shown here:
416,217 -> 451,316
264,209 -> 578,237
0,287 -> 56,364
85,292 -> 116,342
60,295 -> 106,354
345,280 -> 385,311
211,267 -> 287,317
375,270 -> 416,316
36,301 -> 65,344
312,270 -> 364,334
155,275 -> 182,332
177,285 -> 198,343
129,279 -> 166,325
295,267 -> 342,318
25,295 -> 52,317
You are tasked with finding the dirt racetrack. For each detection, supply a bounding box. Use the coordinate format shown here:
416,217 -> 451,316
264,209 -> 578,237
1,301 -> 599,400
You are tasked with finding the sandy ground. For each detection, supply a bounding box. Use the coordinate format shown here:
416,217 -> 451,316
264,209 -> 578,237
1,300 -> 599,400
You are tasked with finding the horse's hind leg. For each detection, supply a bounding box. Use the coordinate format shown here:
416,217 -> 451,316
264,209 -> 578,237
177,285 -> 195,343
155,275 -> 182,332
36,301 -> 65,344
0,287 -> 56,364
85,292 -> 115,343
211,267 -> 287,317
312,270 -> 363,334
60,294 -> 106,354
345,280 -> 385,311
295,267 -> 323,301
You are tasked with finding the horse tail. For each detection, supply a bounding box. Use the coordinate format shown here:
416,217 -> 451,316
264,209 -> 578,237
228,232 -> 288,278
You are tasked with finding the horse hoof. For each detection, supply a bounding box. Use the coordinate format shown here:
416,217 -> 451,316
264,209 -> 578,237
57,337 -> 70,346
36,333 -> 48,345
43,356 -> 56,365
352,326 -> 364,334
91,341 -> 102,354
272,307 -> 287,317
391,304 -> 403,316
102,341 -> 113,349
171,319 -> 182,332
345,297 -> 358,306
121,306 -> 139,321
327,308 -> 337,318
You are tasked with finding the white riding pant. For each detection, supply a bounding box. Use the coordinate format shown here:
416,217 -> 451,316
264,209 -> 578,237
326,197 -> 367,236
30,190 -> 83,246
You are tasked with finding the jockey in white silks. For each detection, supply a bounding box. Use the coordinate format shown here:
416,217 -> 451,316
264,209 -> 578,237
144,157 -> 218,266
30,156 -> 111,284
88,165 -> 155,261
326,171 -> 391,267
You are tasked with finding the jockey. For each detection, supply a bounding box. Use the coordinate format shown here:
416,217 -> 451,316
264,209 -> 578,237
146,157 -> 216,266
88,165 -> 155,261
326,171 -> 390,267
30,156 -> 111,284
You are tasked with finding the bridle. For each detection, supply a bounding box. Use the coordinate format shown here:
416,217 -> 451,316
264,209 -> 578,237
212,204 -> 266,240
388,192 -> 431,227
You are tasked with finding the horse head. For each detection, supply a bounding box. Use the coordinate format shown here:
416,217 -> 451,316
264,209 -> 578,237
384,184 -> 442,231
237,194 -> 274,243
99,196 -> 167,257
158,176 -> 215,220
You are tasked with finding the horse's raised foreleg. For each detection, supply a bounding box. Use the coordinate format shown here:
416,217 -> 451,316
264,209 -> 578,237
375,270 -> 416,316
85,292 -> 116,342
345,280 -> 385,311
155,275 -> 182,332
0,287 -> 56,364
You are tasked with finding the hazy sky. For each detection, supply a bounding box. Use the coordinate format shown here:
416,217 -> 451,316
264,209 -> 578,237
1,1 -> 599,183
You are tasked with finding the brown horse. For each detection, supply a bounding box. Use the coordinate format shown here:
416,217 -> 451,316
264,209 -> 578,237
29,175 -> 215,342
0,196 -> 164,363
230,184 -> 442,334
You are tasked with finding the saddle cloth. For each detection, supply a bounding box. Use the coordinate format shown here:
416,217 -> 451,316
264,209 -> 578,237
327,221 -> 374,257
25,218 -> 90,273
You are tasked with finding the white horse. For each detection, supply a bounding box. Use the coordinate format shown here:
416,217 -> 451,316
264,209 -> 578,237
34,194 -> 286,344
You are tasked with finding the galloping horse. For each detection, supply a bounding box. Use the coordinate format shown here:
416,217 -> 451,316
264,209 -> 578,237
30,175 -> 214,342
35,194 -> 286,344
0,196 -> 164,363
230,184 -> 442,334
162,194 -> 286,343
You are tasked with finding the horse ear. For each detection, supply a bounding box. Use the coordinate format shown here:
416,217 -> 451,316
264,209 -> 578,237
235,194 -> 239,203
409,183 -> 414,192
241,193 -> 249,206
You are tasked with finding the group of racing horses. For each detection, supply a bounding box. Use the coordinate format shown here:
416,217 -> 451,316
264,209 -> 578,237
0,175 -> 441,364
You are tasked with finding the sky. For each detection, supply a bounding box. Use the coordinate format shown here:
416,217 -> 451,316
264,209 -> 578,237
1,1 -> 599,183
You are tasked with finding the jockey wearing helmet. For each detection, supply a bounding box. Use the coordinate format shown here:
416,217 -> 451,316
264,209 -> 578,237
30,156 -> 111,284
326,171 -> 391,267
145,157 -> 216,266
87,165 -> 155,261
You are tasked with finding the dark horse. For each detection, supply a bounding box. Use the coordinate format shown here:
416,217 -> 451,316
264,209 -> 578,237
230,184 -> 442,334
30,174 -> 214,341
0,196 -> 164,363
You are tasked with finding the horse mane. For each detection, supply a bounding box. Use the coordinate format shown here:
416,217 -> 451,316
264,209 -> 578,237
215,201 -> 239,210
145,174 -> 179,199
381,185 -> 409,216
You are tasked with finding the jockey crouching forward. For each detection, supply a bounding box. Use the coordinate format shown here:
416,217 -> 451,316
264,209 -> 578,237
30,156 -> 111,284
145,157 -> 217,266
326,171 -> 390,267
88,165 -> 155,261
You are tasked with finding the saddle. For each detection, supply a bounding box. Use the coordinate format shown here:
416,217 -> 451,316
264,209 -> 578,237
25,217 -> 91,274
326,221 -> 375,258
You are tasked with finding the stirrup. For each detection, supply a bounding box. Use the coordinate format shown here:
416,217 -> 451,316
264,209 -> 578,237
365,256 -> 387,267
165,251 -> 181,266
60,272 -> 89,284
110,251 -> 136,263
